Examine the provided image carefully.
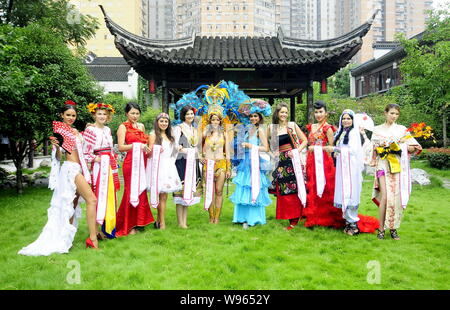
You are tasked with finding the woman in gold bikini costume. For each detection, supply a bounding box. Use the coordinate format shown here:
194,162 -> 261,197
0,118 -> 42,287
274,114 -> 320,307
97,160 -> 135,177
200,87 -> 232,224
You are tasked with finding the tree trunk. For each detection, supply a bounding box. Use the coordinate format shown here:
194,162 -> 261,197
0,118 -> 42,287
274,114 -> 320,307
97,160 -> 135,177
10,140 -> 27,194
28,139 -> 34,168
443,112 -> 448,148
6,0 -> 14,23
16,160 -> 23,194
43,139 -> 49,156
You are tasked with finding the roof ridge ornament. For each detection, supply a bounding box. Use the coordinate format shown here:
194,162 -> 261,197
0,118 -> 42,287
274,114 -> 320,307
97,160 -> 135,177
277,26 -> 284,42
99,5 -> 195,51
368,9 -> 381,24
280,10 -> 378,51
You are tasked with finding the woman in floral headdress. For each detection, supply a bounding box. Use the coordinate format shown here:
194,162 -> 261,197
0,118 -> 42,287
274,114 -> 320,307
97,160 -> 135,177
231,99 -> 272,228
370,104 -> 422,240
83,102 -> 120,239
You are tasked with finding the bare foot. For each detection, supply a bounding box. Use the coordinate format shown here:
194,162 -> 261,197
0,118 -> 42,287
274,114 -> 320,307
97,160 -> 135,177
129,228 -> 137,235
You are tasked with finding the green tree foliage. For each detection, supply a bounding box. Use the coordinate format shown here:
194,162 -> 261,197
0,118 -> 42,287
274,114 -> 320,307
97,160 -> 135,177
0,0 -> 99,47
0,23 -> 102,193
328,64 -> 356,98
397,5 -> 450,146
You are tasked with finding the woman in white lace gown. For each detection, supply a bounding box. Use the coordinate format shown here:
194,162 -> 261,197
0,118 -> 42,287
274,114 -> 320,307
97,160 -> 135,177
18,100 -> 99,256
148,113 -> 182,230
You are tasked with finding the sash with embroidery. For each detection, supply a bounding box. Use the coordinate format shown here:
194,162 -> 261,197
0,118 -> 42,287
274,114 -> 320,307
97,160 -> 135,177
251,145 -> 260,203
204,159 -> 215,210
149,145 -> 162,208
339,146 -> 352,212
130,142 -> 147,207
399,143 -> 412,209
314,145 -> 325,197
291,148 -> 307,206
183,148 -> 196,204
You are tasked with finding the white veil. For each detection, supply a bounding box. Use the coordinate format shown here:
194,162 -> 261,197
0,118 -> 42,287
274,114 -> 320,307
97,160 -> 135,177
335,109 -> 364,172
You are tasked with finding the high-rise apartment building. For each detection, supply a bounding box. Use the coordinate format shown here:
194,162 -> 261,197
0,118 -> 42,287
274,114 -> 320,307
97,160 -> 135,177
174,0 -> 277,38
355,0 -> 434,63
275,0 -> 336,40
142,0 -> 176,39
276,0 -> 317,39
69,0 -> 143,57
275,0 -> 432,62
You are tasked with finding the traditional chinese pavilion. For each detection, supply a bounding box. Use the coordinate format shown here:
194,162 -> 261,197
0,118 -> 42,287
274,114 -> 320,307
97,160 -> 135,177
100,6 -> 377,122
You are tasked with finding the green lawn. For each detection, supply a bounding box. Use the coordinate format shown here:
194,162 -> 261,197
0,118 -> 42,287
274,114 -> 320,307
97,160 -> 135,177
0,161 -> 449,290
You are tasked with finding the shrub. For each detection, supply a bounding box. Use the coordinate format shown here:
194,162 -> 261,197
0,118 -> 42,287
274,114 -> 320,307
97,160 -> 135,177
425,148 -> 450,169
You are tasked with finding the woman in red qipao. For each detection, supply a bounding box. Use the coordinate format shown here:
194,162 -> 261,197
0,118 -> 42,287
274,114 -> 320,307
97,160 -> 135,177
116,102 -> 154,236
303,101 -> 344,228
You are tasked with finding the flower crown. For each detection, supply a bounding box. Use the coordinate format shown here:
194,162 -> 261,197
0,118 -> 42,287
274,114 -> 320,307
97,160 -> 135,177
87,102 -> 115,114
65,100 -> 77,106
157,112 -> 170,120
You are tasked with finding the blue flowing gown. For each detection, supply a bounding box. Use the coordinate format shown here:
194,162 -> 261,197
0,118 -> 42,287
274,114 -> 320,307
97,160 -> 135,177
230,134 -> 272,226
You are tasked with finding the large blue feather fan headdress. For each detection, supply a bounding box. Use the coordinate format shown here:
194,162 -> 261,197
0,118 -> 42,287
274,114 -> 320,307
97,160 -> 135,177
171,80 -> 254,126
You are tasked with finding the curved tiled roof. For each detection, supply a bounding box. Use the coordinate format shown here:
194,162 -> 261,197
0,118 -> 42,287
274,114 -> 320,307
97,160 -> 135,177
100,5 -> 377,69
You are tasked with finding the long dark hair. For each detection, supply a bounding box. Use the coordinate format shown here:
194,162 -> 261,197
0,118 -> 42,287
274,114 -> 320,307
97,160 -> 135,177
334,112 -> 354,146
272,102 -> 289,124
153,115 -> 175,145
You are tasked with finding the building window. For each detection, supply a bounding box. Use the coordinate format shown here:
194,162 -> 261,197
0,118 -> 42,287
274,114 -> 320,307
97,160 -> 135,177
109,91 -> 123,97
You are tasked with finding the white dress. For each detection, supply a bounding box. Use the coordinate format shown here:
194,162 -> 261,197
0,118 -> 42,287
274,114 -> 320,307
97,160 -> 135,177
333,128 -> 364,223
157,138 -> 182,193
18,134 -> 87,256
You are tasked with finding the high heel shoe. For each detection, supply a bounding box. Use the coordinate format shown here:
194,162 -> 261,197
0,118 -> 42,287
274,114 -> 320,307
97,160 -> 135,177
85,237 -> 98,249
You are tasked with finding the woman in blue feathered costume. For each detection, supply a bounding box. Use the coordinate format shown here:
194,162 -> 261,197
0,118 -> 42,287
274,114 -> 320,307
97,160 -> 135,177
230,100 -> 273,228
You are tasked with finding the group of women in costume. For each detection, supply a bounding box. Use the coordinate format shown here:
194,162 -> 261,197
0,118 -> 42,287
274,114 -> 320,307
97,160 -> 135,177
18,87 -> 422,256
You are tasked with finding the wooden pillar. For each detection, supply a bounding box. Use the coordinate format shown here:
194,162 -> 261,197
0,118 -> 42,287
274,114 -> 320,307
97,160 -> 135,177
307,81 -> 314,124
162,79 -> 168,113
290,96 -> 295,122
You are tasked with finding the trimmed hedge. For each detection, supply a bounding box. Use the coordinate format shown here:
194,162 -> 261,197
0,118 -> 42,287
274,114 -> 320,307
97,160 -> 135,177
425,148 -> 450,170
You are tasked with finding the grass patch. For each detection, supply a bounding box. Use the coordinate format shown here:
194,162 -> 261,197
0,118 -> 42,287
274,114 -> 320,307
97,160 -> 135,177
0,162 -> 449,290
411,160 -> 450,179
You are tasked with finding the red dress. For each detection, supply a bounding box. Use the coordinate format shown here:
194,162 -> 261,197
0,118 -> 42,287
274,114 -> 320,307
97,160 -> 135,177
303,123 -> 344,228
303,123 -> 379,233
116,122 -> 154,236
